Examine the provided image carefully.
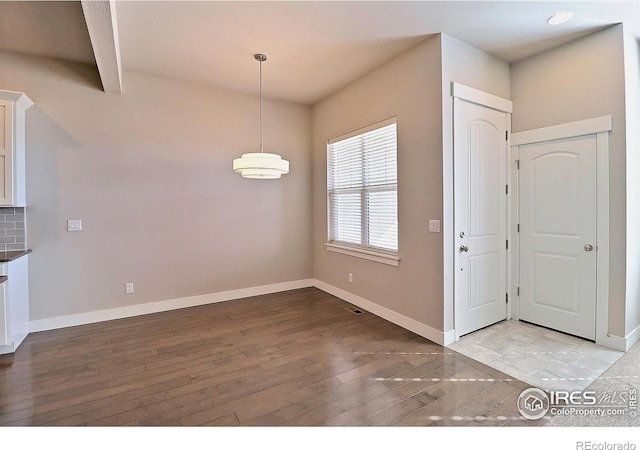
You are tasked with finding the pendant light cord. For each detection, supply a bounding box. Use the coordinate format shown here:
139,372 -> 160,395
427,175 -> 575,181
259,57 -> 263,154
254,53 -> 268,154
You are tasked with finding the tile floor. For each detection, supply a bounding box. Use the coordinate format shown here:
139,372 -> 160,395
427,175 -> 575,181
447,320 -> 624,393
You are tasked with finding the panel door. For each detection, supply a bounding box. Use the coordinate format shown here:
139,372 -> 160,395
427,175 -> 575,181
454,98 -> 509,337
518,134 -> 597,340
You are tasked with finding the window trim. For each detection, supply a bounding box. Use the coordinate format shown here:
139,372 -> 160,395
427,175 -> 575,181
326,117 -> 399,265
325,243 -> 400,266
328,117 -> 397,145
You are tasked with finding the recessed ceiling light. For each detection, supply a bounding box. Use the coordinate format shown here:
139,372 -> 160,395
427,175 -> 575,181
547,11 -> 574,25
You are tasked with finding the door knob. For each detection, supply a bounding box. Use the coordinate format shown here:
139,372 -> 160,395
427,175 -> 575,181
459,245 -> 469,253
584,244 -> 594,252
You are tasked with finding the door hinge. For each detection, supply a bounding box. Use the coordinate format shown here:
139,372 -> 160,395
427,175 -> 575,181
517,224 -> 520,233
506,185 -> 509,195
516,159 -> 520,169
506,293 -> 509,304
517,287 -> 520,296
506,239 -> 509,250
506,131 -> 509,141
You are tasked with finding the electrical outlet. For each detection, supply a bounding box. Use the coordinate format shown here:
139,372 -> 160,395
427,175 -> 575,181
125,283 -> 134,294
348,273 -> 353,283
428,220 -> 441,233
67,219 -> 83,231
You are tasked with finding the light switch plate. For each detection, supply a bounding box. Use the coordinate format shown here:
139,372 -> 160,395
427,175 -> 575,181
428,220 -> 441,233
67,219 -> 82,231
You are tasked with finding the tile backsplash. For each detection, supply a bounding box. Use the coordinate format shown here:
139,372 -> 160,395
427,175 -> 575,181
0,207 -> 26,251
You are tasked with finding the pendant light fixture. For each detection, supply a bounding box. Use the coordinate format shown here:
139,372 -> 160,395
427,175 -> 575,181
233,54 -> 290,179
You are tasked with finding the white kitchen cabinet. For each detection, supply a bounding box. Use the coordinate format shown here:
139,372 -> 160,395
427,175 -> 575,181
0,278 -> 7,346
0,254 -> 30,354
0,90 -> 33,207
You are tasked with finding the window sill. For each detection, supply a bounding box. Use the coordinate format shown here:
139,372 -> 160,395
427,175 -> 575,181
325,243 -> 400,267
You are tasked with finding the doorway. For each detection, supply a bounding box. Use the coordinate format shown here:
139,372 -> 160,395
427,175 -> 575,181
510,116 -> 612,346
453,83 -> 512,338
517,134 -> 597,340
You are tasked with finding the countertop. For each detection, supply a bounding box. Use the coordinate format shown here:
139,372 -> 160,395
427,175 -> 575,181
0,249 -> 32,262
0,276 -> 6,284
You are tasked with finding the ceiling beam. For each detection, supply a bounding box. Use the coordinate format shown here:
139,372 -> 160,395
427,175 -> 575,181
81,0 -> 122,94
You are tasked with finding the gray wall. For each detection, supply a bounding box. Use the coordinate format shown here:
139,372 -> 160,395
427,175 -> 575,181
510,25 -> 627,336
312,34 -> 509,336
312,35 -> 445,332
0,50 -> 313,321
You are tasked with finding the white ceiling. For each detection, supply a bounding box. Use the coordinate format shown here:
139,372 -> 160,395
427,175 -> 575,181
1,1 -> 639,104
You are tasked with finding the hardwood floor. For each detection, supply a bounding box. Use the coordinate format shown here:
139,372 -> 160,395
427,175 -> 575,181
0,287 -> 543,426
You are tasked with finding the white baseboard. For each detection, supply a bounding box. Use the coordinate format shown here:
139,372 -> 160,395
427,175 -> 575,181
29,278 -> 447,347
0,331 -> 28,355
29,279 -> 315,333
596,333 -> 627,352
624,323 -> 640,351
443,329 -> 457,346
313,279 -> 446,346
27,277 -> 635,353
595,329 -> 640,353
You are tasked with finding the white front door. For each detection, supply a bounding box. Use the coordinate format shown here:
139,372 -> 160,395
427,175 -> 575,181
454,98 -> 509,337
518,134 -> 597,340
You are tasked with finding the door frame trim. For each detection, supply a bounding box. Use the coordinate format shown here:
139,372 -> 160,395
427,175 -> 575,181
510,116 -> 612,347
450,83 -> 512,342
452,82 -> 513,113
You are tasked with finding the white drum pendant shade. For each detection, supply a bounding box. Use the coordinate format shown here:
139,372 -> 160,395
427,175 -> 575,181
233,53 -> 289,179
233,152 -> 289,179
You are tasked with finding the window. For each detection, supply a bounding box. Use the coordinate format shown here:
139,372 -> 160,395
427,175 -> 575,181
327,117 -> 399,265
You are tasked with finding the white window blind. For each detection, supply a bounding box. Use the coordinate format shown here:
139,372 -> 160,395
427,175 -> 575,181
327,118 -> 398,255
